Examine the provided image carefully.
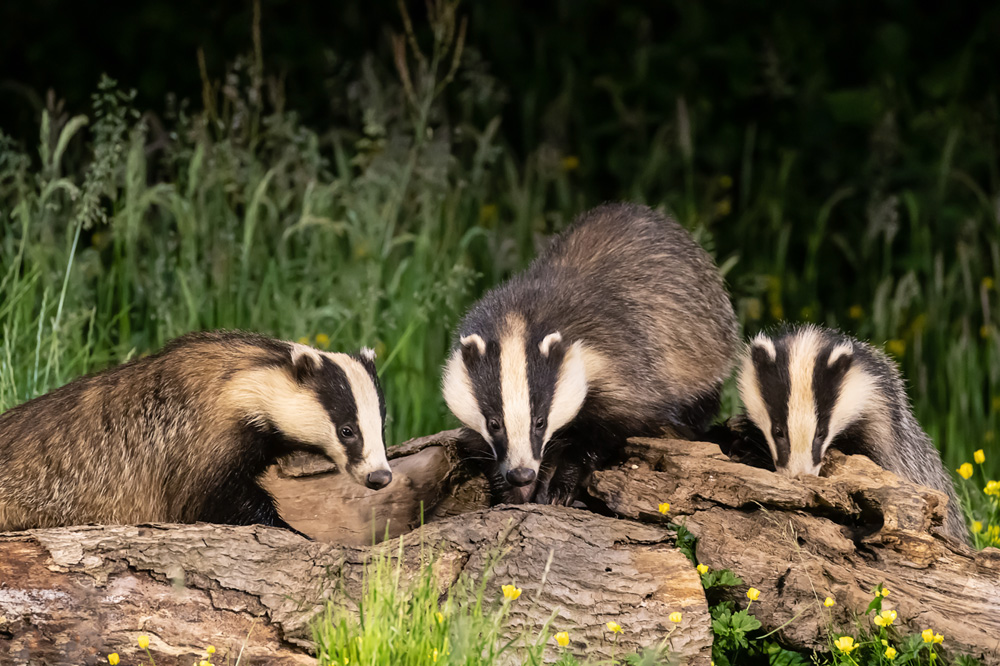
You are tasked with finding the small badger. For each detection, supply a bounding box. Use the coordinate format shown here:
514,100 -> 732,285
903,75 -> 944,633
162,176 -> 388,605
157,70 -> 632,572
738,324 -> 968,542
443,202 -> 739,504
0,331 -> 392,532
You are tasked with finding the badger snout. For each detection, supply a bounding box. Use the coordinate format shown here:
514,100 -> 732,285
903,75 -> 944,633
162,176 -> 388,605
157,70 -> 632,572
365,469 -> 393,490
506,467 -> 536,487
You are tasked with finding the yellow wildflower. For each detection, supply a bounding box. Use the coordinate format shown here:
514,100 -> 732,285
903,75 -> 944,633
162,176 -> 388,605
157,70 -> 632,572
478,204 -> 498,225
606,621 -> 623,634
746,587 -> 761,601
885,646 -> 898,660
315,333 -> 330,348
834,636 -> 856,654
436,612 -> 444,624
981,325 -> 993,339
922,629 -> 935,643
719,175 -> 733,189
715,199 -> 732,217
431,648 -> 439,662
746,298 -> 762,321
138,635 -> 150,649
108,655 -> 120,666
958,463 -> 974,479
697,564 -> 709,575
502,584 -> 522,601
658,502 -> 670,514
993,397 -> 1000,412
207,646 -> 215,655
199,661 -> 211,666
874,609 -> 897,627
824,596 -> 835,607
297,336 -> 310,345
975,449 -> 986,464
985,480 -> 999,496
886,339 -> 905,357
555,631 -> 570,647
849,305 -> 864,319
988,430 -> 996,442
934,633 -> 944,644
985,277 -> 996,291
882,640 -> 888,646
880,587 -> 890,597
560,156 -> 580,172
973,521 -> 983,534
669,612 -> 683,623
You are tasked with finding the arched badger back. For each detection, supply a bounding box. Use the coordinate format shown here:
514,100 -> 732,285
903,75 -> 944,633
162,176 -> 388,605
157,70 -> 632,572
0,331 -> 392,532
738,324 -> 968,542
443,202 -> 738,504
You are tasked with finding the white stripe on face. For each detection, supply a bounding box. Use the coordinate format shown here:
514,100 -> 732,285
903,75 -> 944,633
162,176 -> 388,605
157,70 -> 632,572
329,352 -> 389,477
784,329 -> 820,475
737,349 -> 777,464
500,314 -> 534,471
544,340 -> 588,444
442,349 -> 492,447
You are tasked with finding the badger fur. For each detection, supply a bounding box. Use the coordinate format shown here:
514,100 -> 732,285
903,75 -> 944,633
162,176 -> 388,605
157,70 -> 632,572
443,202 -> 739,505
0,330 -> 392,531
738,324 -> 968,542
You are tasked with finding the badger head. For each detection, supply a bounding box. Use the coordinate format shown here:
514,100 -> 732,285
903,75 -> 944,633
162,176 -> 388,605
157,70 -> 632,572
738,326 -> 874,477
227,343 -> 392,490
441,314 -> 589,490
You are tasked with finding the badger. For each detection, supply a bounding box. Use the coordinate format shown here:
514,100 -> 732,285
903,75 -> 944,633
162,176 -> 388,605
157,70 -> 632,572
0,330 -> 392,532
738,324 -> 968,542
443,202 -> 739,505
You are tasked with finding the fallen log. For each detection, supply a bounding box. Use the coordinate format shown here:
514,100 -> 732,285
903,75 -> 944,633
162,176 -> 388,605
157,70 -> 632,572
0,506 -> 710,665
4,432 -> 997,665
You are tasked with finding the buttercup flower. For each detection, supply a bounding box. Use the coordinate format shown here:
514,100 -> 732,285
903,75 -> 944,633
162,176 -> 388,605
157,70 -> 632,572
502,584 -> 522,601
108,655 -> 120,666
436,612 -> 445,624
973,521 -> 983,534
315,333 -> 330,348
975,449 -> 986,464
555,631 -> 569,647
873,609 -> 897,627
885,646 -> 898,660
206,646 -> 216,655
697,564 -> 709,575
561,156 -> 581,172
824,597 -> 835,607
933,633 -> 944,644
138,635 -> 150,649
658,502 -> 670,514
880,587 -> 890,597
746,587 -> 761,601
606,621 -> 623,634
669,612 -> 683,623
922,629 -> 935,643
958,463 -> 974,479
833,636 -> 856,654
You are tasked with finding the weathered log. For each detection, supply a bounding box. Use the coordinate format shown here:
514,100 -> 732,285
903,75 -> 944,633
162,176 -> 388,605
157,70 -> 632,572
586,438 -> 1000,663
0,506 -> 710,665
269,431 -> 1000,661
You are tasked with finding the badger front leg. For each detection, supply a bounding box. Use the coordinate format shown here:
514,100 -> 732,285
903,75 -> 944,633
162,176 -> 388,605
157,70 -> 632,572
199,478 -> 309,538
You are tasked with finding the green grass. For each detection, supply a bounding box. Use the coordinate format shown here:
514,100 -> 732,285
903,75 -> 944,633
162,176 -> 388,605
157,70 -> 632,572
1,2 -> 998,662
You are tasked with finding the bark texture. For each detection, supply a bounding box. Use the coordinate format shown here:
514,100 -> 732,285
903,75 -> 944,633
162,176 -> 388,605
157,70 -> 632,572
2,433 -> 997,665
0,506 -> 708,665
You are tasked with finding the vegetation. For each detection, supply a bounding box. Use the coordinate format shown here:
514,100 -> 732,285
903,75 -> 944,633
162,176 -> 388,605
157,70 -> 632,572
2,1 -> 998,663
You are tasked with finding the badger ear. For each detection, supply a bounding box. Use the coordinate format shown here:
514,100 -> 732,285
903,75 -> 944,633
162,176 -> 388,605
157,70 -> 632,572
290,343 -> 321,382
827,343 -> 853,375
749,335 -> 777,366
539,331 -> 562,357
459,333 -> 487,359
360,347 -> 377,363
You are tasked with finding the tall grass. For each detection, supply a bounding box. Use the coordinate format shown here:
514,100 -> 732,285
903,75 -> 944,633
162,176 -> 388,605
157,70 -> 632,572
1,2 -> 997,481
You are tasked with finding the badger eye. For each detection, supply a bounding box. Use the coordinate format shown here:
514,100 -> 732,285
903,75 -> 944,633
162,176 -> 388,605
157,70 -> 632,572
772,425 -> 785,440
534,417 -> 546,431
339,426 -> 355,439
488,418 -> 502,433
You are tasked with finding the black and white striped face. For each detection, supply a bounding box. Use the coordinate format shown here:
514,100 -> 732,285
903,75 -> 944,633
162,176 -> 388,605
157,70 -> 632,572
442,314 -> 588,488
241,344 -> 392,490
738,327 -> 874,476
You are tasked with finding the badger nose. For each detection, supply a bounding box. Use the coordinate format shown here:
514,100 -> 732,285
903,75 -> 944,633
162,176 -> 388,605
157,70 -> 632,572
506,467 -> 536,487
365,470 -> 393,490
